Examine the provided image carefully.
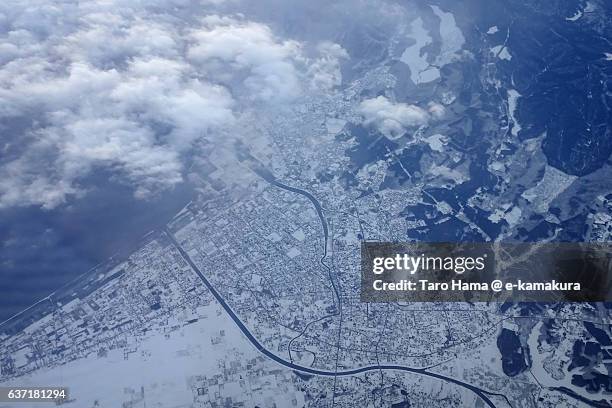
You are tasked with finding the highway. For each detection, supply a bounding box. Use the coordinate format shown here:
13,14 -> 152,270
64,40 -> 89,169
164,227 -> 501,408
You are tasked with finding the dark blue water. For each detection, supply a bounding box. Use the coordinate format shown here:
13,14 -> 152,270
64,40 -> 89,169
496,328 -> 528,377
0,177 -> 193,322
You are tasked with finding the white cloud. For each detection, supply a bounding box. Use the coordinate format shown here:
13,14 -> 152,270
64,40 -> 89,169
427,102 -> 446,120
358,96 -> 442,140
308,42 -> 349,91
0,54 -> 235,208
188,16 -> 303,102
0,0 -> 342,209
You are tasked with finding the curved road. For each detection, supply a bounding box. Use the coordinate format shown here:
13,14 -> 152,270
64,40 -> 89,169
253,168 -> 329,242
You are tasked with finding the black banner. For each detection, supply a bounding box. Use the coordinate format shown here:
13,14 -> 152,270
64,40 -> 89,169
361,242 -> 612,302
